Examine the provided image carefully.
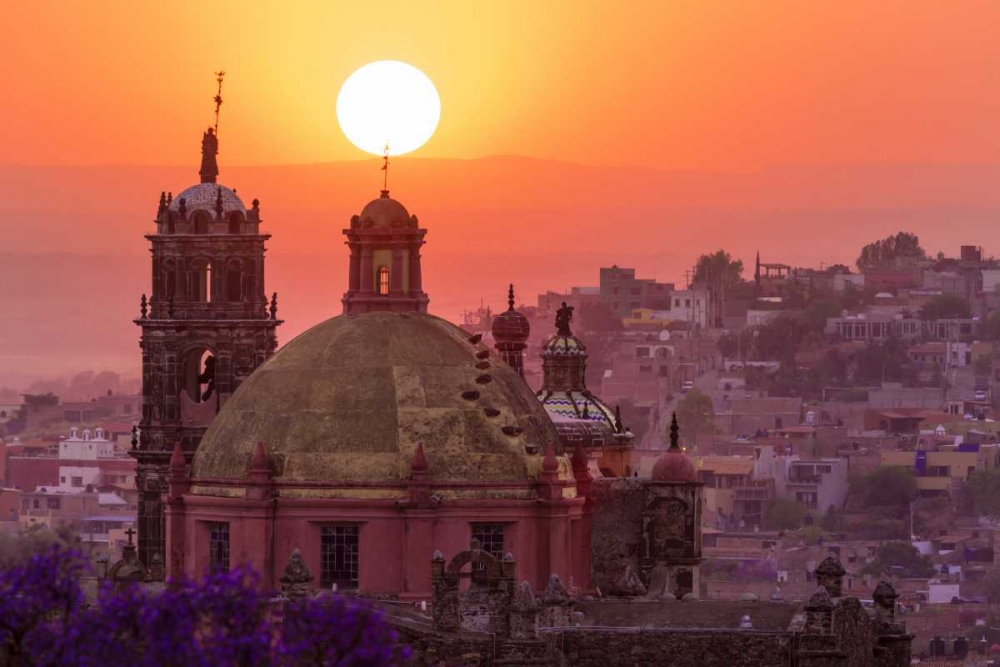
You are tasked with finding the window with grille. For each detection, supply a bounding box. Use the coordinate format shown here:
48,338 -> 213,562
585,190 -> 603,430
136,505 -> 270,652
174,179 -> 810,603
377,266 -> 390,295
208,522 -> 230,572
471,523 -> 505,572
321,526 -> 359,589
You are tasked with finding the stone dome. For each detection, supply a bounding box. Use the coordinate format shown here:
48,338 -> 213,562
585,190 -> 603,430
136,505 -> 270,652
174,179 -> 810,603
169,183 -> 246,215
192,312 -> 566,492
651,449 -> 698,483
355,191 -> 413,228
492,287 -> 530,345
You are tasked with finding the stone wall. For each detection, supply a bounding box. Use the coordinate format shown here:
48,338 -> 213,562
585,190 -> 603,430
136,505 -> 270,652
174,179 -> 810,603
590,478 -> 645,594
547,627 -> 794,667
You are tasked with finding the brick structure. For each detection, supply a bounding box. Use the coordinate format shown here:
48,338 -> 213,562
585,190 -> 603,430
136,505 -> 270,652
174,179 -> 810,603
133,126 -> 281,569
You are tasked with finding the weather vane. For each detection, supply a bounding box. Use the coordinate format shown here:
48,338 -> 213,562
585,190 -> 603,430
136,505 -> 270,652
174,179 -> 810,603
381,141 -> 390,192
213,70 -> 226,135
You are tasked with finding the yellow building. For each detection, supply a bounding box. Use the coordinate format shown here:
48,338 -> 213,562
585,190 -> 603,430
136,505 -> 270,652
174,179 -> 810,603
880,446 -> 999,493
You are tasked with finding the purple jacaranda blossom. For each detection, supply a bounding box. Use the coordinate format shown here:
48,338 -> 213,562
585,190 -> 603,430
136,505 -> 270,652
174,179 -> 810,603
0,547 -> 411,666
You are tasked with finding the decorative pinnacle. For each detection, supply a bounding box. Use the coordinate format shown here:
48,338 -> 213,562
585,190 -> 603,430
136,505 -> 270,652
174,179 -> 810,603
508,284 -> 515,311
669,413 -> 680,451
213,70 -> 225,135
381,142 -> 390,192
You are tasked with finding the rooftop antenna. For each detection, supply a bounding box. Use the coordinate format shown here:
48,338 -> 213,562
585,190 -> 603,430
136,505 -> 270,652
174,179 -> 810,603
213,70 -> 226,135
381,141 -> 390,193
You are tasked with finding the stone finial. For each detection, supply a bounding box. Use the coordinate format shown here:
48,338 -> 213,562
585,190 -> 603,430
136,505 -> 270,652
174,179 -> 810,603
806,585 -> 834,611
158,191 -> 167,215
614,405 -> 624,433
249,441 -> 270,477
167,191 -> 173,206
513,580 -> 537,609
215,186 -> 224,219
815,556 -> 846,598
178,197 -> 187,218
252,198 -> 260,211
581,402 -> 589,419
432,550 -> 445,562
270,292 -> 278,320
411,443 -> 428,474
542,442 -> 559,473
130,426 -> 138,450
873,580 -> 898,613
140,294 -> 148,319
668,413 -> 680,451
507,284 -> 516,311
280,549 -> 313,600
169,441 -> 186,472
542,574 -> 571,605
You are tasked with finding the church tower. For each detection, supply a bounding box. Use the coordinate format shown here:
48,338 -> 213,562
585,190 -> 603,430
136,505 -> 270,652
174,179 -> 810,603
133,125 -> 281,569
342,190 -> 429,314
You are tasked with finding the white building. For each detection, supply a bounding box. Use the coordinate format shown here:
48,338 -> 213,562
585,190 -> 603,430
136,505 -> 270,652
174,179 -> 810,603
59,428 -> 115,460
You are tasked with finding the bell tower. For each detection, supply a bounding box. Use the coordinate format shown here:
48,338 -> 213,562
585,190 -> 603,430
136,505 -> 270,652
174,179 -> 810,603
342,190 -> 429,314
133,124 -> 281,570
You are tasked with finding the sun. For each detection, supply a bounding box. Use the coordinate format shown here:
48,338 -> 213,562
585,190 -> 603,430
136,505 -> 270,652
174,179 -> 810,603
336,61 -> 441,157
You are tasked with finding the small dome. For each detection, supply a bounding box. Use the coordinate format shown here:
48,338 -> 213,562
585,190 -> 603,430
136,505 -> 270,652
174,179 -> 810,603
356,191 -> 413,228
169,183 -> 245,215
492,285 -> 530,344
651,449 -> 698,483
543,335 -> 587,357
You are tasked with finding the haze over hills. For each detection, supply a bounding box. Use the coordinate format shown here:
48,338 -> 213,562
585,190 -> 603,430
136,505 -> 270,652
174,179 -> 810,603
2,156 -> 999,385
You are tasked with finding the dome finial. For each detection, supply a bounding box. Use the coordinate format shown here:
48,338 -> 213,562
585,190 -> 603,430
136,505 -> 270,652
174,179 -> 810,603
555,301 -> 574,336
380,141 -> 390,194
669,413 -> 680,451
199,127 -> 219,184
508,284 -> 516,311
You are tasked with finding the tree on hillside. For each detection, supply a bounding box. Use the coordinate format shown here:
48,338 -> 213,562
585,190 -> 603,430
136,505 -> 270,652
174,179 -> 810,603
965,469 -> 1000,518
854,466 -> 918,508
764,499 -> 807,531
861,542 -> 934,579
918,294 -> 972,321
852,336 -> 916,386
752,315 -> 810,363
856,231 -> 926,269
693,250 -> 744,327
671,390 -> 715,444
800,298 -> 843,333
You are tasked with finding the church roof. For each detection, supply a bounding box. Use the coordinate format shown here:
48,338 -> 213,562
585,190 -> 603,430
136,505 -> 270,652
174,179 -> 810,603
192,312 -> 567,495
355,190 -> 414,229
169,183 -> 246,215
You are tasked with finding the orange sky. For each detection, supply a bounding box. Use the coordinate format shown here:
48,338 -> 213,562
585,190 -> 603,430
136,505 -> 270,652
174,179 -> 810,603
2,1 -> 999,170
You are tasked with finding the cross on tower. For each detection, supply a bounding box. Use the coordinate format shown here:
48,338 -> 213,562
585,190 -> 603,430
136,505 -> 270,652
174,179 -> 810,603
125,527 -> 137,545
381,142 -> 390,191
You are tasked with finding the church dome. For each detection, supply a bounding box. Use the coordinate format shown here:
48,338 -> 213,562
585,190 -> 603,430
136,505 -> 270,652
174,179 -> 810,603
542,334 -> 587,357
169,183 -> 246,215
355,190 -> 413,228
192,312 -> 565,493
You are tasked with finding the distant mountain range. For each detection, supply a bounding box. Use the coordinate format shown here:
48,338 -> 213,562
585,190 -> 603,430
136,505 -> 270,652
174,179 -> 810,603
2,157 -> 999,384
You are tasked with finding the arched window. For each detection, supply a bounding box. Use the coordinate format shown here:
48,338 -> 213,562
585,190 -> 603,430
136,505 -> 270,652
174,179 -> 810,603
377,266 -> 390,295
226,260 -> 244,302
183,348 -> 215,403
193,211 -> 211,235
228,211 -> 243,235
189,259 -> 212,303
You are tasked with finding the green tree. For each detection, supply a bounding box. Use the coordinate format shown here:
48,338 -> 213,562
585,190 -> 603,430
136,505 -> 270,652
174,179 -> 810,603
672,390 -> 715,443
856,231 -> 926,269
694,250 -> 744,327
800,298 -> 843,333
856,466 -> 918,507
764,499 -> 807,530
965,469 -> 1000,517
861,541 -> 934,578
918,294 -> 972,321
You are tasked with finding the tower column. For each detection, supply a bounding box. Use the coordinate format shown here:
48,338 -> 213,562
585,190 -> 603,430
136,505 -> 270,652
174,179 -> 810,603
391,247 -> 405,294
348,245 -> 361,292
409,245 -> 423,294
360,249 -> 374,293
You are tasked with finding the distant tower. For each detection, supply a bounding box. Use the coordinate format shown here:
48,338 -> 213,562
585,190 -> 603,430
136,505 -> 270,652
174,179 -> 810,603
341,190 -> 429,314
491,284 -> 530,378
755,251 -> 761,294
134,124 -> 281,569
